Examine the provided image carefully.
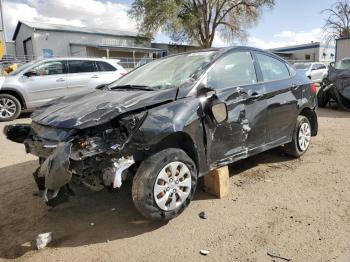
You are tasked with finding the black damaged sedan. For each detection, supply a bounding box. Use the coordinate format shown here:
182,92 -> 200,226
4,47 -> 318,220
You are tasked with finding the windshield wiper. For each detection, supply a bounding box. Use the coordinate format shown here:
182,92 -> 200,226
109,84 -> 155,91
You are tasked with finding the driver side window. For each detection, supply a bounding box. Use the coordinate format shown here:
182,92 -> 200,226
207,51 -> 257,89
32,61 -> 66,76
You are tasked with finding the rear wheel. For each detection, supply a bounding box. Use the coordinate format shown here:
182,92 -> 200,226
0,94 -> 21,121
284,115 -> 311,158
132,148 -> 197,221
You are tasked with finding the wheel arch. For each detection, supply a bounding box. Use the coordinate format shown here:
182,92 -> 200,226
146,131 -> 200,173
299,106 -> 318,136
0,88 -> 26,109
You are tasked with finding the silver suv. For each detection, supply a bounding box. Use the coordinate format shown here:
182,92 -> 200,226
0,57 -> 127,121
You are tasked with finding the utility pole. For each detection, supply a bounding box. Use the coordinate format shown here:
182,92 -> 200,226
0,0 -> 7,56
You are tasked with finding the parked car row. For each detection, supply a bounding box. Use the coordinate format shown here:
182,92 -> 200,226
294,58 -> 350,84
0,57 -> 127,121
294,62 -> 328,83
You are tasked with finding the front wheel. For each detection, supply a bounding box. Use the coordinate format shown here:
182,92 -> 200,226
132,148 -> 197,221
284,115 -> 312,158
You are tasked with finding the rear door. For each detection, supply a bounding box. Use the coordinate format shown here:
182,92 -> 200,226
311,63 -> 326,82
23,60 -> 68,107
95,61 -> 120,84
66,60 -> 101,94
203,50 -> 267,165
254,52 -> 298,145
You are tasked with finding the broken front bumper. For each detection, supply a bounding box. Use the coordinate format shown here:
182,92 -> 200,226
4,123 -> 136,207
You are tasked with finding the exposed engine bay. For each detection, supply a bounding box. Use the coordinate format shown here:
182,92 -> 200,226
4,112 -> 147,206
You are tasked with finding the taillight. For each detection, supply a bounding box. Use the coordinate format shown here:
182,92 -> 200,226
310,83 -> 317,94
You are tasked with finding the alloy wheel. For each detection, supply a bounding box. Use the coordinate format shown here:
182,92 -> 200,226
0,98 -> 17,119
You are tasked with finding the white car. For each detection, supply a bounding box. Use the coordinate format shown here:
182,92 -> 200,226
0,57 -> 127,121
294,62 -> 328,83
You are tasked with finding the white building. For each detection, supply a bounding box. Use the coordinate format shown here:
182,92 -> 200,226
269,42 -> 335,63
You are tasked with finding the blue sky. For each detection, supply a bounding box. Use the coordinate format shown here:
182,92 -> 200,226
247,0 -> 333,47
3,0 -> 337,48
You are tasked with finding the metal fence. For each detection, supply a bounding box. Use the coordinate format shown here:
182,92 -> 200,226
109,57 -> 154,70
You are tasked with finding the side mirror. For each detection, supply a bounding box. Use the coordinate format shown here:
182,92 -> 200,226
23,70 -> 38,77
211,102 -> 228,124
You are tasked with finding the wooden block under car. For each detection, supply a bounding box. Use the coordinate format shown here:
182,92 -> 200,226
203,166 -> 230,198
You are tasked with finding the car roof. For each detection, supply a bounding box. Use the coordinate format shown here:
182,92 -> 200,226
36,57 -> 120,62
153,46 -> 288,63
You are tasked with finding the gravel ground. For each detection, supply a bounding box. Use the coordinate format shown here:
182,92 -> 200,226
0,108 -> 350,262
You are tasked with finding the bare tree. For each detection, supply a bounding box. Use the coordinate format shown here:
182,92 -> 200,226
129,0 -> 275,48
322,0 -> 350,40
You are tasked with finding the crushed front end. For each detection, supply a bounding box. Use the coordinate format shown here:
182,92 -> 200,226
4,113 -> 147,207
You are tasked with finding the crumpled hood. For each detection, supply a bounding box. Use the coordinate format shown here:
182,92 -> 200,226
31,89 -> 177,129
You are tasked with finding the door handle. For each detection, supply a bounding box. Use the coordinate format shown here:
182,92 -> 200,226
56,78 -> 65,82
91,75 -> 99,79
249,92 -> 263,100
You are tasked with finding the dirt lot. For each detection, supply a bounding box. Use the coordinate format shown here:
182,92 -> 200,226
0,108 -> 350,262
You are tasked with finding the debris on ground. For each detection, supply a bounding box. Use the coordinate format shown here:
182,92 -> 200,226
111,208 -> 116,211
267,251 -> 292,261
36,232 -> 53,249
90,222 -> 95,226
200,250 -> 209,256
199,211 -> 208,219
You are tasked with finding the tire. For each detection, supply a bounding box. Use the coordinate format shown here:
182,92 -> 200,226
0,94 -> 21,121
132,148 -> 197,221
284,115 -> 312,158
317,83 -> 329,108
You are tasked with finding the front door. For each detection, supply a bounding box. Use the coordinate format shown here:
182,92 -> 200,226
203,50 -> 267,165
23,60 -> 68,108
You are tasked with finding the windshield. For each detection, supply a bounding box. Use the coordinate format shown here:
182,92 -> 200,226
9,60 -> 37,76
109,51 -> 218,90
335,59 -> 350,70
294,63 -> 310,70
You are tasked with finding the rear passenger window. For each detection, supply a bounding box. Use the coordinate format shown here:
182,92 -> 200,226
207,51 -> 257,89
97,61 -> 116,72
256,53 -> 290,82
68,61 -> 96,73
